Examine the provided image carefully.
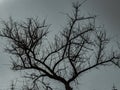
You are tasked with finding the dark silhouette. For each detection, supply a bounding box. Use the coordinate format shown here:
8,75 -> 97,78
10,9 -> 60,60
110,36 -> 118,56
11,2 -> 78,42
0,1 -> 120,90
112,85 -> 118,90
10,81 -> 16,90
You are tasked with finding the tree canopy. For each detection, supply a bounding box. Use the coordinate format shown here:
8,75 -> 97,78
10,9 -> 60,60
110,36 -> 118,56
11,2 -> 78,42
0,1 -> 120,90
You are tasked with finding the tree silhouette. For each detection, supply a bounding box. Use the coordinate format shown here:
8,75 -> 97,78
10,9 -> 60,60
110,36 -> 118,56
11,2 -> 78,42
0,1 -> 120,90
10,81 -> 16,90
112,85 -> 118,90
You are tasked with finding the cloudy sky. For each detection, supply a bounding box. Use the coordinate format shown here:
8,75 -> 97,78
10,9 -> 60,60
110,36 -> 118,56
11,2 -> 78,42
0,0 -> 120,90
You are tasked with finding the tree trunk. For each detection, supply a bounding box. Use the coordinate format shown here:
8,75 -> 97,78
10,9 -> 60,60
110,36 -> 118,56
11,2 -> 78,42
65,83 -> 72,90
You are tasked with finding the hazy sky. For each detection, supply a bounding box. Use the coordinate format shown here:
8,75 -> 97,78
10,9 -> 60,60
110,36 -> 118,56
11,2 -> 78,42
0,0 -> 120,90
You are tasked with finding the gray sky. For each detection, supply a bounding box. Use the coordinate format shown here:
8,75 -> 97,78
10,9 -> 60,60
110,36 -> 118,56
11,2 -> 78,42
0,0 -> 120,90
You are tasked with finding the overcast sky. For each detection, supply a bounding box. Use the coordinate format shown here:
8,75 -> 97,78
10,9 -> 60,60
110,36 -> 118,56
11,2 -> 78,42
0,0 -> 120,90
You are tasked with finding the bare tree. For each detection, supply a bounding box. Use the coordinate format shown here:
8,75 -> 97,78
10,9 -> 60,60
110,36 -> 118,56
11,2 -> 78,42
9,81 -> 16,90
112,84 -> 118,90
0,1 -> 120,90
10,82 -> 15,90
